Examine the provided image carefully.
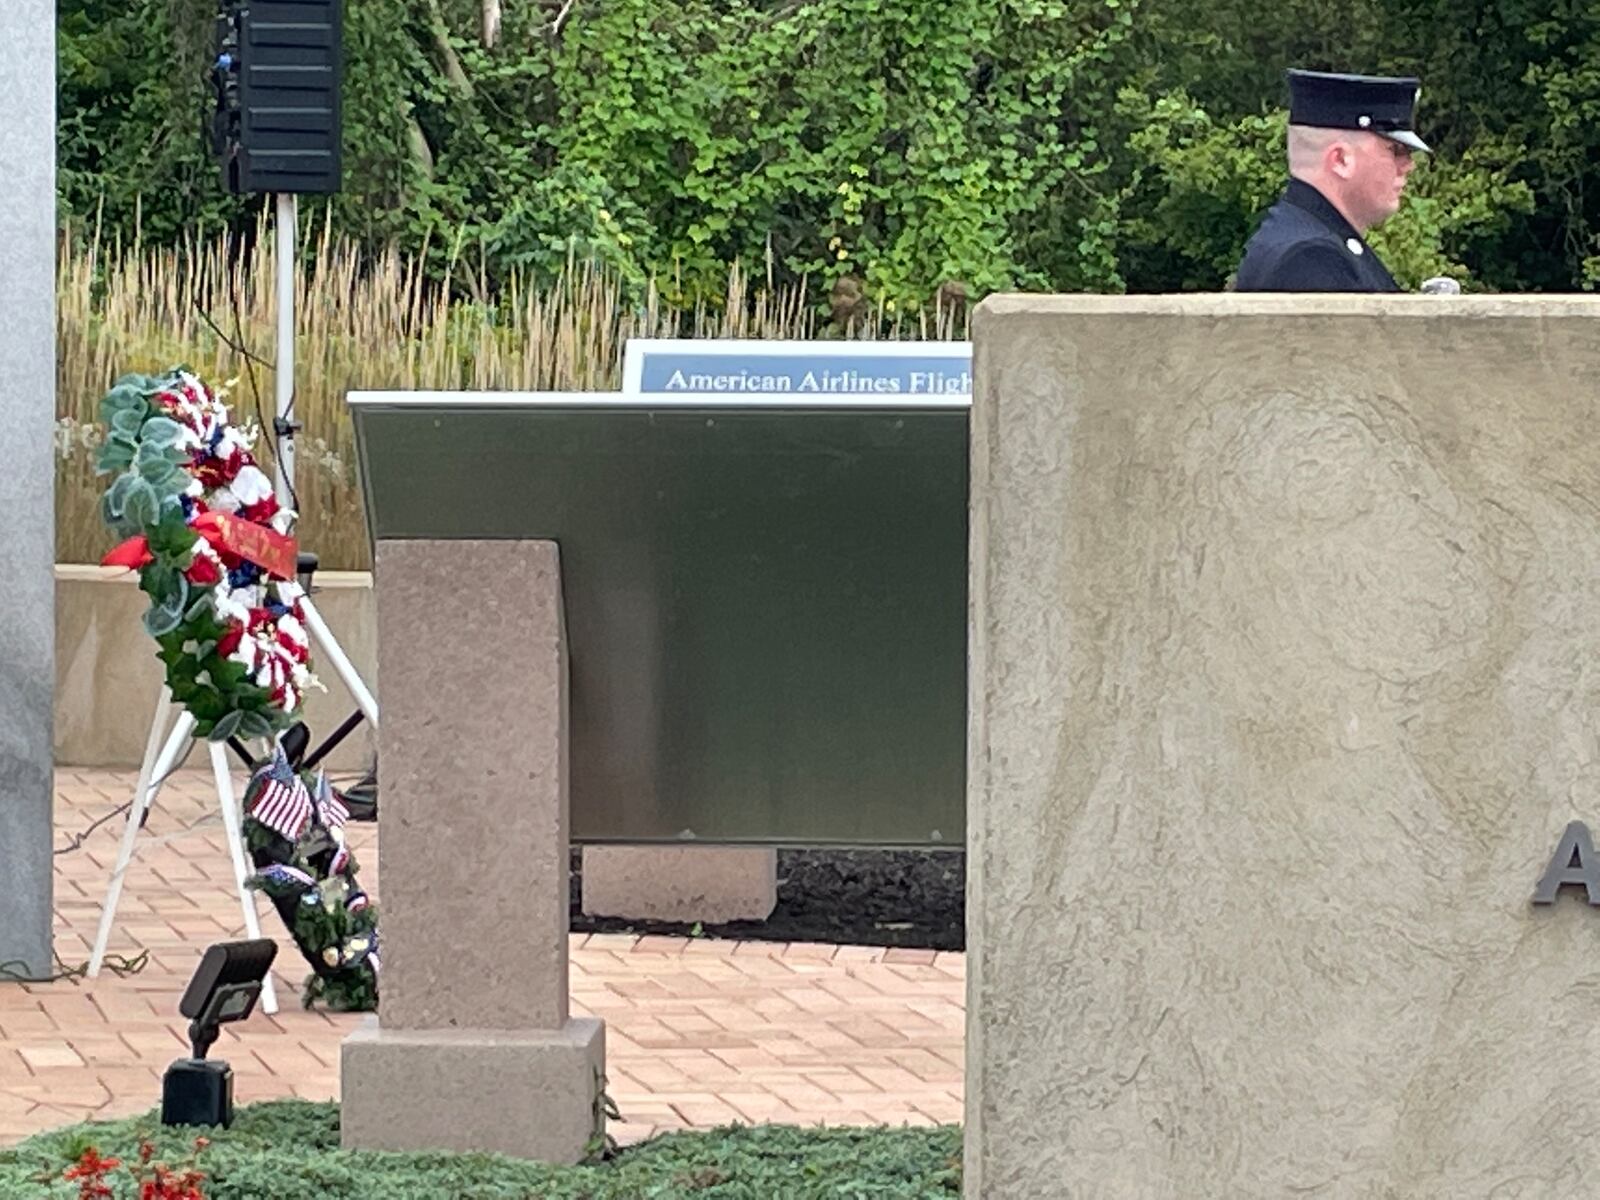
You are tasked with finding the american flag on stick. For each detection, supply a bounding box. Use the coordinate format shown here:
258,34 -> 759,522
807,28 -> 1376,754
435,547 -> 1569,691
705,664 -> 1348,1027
247,747 -> 313,842
313,770 -> 350,831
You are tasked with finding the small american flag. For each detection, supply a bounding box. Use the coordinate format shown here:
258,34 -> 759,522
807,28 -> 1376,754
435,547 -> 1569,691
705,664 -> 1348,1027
247,747 -> 313,842
313,770 -> 350,831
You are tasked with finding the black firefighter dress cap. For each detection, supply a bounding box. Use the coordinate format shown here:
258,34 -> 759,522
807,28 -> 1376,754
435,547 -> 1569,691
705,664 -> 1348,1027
1287,69 -> 1431,153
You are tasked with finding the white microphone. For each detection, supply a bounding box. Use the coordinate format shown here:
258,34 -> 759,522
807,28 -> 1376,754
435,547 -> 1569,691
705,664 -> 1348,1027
1420,276 -> 1461,295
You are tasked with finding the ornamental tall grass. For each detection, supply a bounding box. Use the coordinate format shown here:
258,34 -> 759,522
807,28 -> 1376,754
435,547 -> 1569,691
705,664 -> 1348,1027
56,211 -> 968,571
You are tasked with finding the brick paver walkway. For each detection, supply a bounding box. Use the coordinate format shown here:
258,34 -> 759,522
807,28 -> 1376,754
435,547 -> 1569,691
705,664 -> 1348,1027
0,770 -> 965,1148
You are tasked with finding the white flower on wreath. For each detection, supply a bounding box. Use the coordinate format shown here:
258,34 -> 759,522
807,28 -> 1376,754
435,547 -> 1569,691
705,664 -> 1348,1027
187,539 -> 222,572
212,582 -> 255,628
230,464 -> 274,506
213,425 -> 254,461
229,633 -> 258,673
276,612 -> 309,651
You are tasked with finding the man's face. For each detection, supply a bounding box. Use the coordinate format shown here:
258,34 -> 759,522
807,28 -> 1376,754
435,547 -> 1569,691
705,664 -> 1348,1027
1343,133 -> 1415,228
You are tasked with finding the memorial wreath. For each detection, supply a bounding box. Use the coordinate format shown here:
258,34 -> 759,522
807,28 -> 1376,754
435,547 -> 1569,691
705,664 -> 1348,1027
95,367 -> 315,740
96,366 -> 379,1011
242,748 -> 380,1011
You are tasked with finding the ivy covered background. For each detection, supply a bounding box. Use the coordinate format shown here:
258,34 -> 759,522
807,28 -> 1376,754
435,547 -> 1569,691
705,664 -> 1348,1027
56,0 -> 1596,307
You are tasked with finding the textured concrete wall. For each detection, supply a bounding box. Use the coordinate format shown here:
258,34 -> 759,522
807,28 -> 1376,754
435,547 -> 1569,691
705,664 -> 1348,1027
0,0 -> 56,979
54,567 -> 377,771
967,294 -> 1600,1198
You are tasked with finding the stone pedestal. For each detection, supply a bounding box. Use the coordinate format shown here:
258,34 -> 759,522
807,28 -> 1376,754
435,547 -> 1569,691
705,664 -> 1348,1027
967,295 -> 1600,1198
582,846 -> 777,924
0,0 -> 56,980
341,540 -> 604,1163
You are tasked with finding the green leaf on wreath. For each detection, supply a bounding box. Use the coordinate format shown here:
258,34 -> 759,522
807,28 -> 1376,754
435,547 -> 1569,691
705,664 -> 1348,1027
185,594 -> 213,624
141,562 -> 180,601
211,659 -> 250,689
123,478 -> 160,529
98,382 -> 147,424
237,710 -> 276,740
166,653 -> 201,689
138,457 -> 189,495
209,710 -> 245,742
104,472 -> 136,520
147,505 -> 195,557
138,415 -> 187,450
110,406 -> 145,440
99,491 -> 121,532
134,437 -> 175,471
95,439 -> 136,476
186,689 -> 228,723
112,372 -> 157,394
142,579 -> 190,637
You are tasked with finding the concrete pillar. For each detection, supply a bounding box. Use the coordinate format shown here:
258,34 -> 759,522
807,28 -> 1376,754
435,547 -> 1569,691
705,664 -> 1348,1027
0,0 -> 56,980
341,540 -> 604,1162
966,294 -> 1600,1197
582,846 -> 777,924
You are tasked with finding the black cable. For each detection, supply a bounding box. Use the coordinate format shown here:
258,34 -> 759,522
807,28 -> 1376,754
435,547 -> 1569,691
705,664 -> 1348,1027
0,949 -> 150,985
189,291 -> 301,521
53,734 -> 202,857
194,303 -> 273,370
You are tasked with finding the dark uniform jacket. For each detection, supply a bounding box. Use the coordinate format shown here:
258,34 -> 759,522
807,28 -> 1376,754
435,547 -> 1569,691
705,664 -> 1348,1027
1233,178 -> 1400,292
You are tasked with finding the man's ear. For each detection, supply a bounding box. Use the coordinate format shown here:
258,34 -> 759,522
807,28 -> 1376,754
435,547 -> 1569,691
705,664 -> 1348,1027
1326,139 -> 1357,180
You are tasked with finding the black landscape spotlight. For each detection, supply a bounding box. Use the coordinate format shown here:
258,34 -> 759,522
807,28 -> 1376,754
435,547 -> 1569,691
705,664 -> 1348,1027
161,938 -> 278,1129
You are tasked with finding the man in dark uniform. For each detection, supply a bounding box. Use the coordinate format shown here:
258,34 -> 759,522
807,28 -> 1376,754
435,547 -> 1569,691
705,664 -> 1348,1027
1234,69 -> 1432,292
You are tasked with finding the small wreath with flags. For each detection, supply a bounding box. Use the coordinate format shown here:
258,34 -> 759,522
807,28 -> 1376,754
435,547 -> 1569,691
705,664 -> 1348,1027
95,367 -> 318,741
242,746 -> 380,1012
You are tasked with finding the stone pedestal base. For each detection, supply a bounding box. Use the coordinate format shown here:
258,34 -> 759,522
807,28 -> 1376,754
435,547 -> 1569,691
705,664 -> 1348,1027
341,1017 -> 606,1162
582,846 -> 777,923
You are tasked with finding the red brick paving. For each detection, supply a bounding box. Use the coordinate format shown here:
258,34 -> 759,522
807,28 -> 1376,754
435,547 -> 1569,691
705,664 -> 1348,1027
0,770 -> 965,1147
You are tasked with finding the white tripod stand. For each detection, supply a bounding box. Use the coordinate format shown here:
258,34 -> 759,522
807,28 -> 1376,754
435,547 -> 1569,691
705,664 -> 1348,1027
86,195 -> 378,1013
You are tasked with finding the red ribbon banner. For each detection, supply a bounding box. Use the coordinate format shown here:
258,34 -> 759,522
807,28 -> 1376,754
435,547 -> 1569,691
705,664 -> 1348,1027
101,512 -> 297,580
193,511 -> 299,580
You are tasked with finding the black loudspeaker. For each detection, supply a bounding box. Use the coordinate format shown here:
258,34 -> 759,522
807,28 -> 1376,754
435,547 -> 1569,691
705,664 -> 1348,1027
211,0 -> 343,194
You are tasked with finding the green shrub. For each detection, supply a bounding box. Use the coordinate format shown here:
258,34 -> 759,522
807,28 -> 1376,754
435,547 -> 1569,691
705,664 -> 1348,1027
56,0 -> 1600,308
0,1100 -> 962,1199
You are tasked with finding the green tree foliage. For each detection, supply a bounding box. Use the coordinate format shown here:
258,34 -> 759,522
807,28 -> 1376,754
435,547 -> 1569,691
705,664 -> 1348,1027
56,0 -> 1599,308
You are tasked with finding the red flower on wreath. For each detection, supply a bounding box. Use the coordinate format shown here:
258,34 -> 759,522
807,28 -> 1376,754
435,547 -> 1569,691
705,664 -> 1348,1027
185,554 -> 223,587
240,494 -> 280,524
216,625 -> 244,658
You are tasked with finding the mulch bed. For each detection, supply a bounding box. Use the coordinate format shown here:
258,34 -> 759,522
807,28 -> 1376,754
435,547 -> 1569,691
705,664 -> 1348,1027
568,849 -> 965,952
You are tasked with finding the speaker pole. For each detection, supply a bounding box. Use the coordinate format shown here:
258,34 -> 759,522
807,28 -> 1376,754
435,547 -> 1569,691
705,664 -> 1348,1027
273,192 -> 297,506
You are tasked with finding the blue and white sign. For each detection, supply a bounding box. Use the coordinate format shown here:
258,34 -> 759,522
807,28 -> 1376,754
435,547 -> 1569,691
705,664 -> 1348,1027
622,338 -> 973,400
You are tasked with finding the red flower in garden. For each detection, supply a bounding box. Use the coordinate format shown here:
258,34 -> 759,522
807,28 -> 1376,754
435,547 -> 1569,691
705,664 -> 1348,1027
64,1146 -> 121,1198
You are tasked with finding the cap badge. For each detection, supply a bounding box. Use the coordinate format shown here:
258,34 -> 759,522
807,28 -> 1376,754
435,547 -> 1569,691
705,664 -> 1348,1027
1358,115 -> 1372,127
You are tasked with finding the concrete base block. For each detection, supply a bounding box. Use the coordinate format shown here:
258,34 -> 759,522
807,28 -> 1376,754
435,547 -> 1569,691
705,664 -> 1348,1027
582,846 -> 778,923
340,1017 -> 606,1162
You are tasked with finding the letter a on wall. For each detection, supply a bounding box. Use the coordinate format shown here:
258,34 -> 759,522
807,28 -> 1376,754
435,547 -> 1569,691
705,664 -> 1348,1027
1533,821 -> 1600,905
